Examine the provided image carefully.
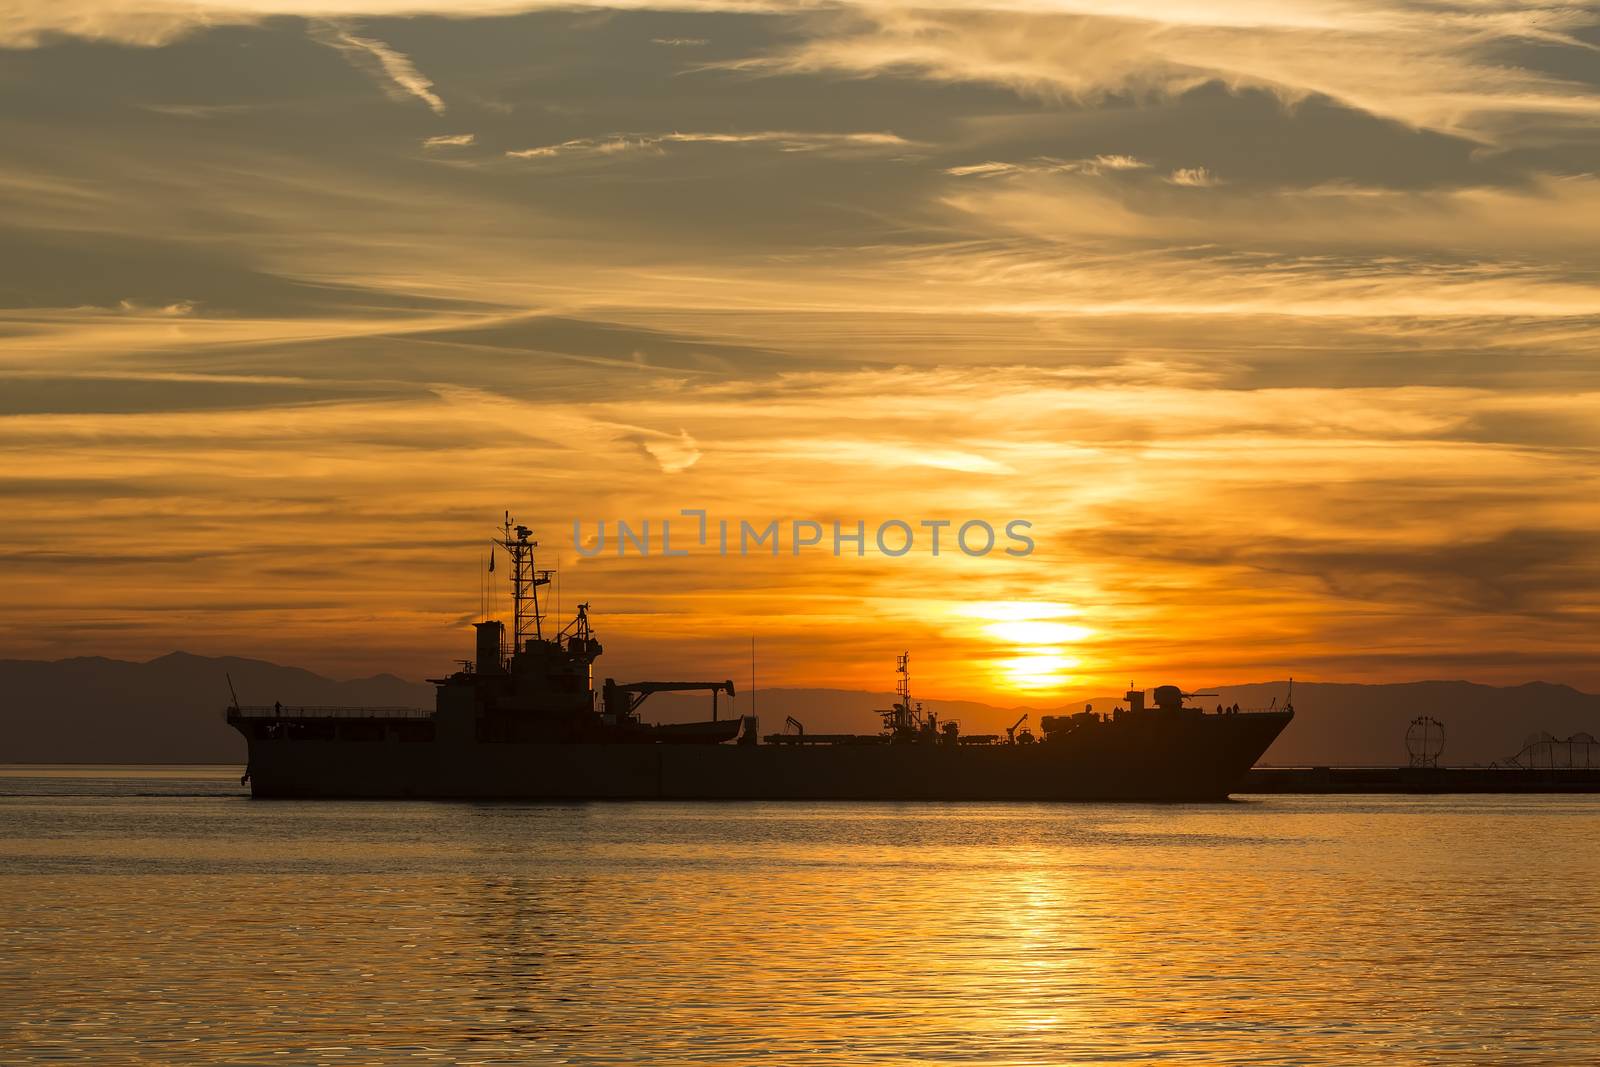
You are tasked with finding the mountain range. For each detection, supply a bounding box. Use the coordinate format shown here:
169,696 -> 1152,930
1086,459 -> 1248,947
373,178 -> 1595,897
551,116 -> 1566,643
2,652 -> 1596,766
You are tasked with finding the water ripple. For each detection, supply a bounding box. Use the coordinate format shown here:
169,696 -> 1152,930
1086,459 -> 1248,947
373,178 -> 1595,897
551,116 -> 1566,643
2,770 -> 1597,1065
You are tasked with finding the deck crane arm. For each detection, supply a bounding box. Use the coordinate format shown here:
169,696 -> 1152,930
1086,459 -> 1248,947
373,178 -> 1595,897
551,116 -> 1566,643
602,679 -> 737,721
1006,713 -> 1028,743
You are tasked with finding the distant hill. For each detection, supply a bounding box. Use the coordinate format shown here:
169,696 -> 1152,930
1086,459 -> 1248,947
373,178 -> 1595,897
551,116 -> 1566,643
2,653 -> 1596,766
0,652 -> 431,763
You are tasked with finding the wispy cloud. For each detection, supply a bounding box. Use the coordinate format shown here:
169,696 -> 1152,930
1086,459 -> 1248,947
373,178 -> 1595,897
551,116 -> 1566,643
315,25 -> 446,115
1095,155 -> 1146,171
723,2 -> 1600,144
669,131 -> 911,151
505,136 -> 661,160
5,0 -> 1600,693
946,154 -> 1148,178
640,428 -> 702,473
507,130 -> 913,161
7,345 -> 1596,690
10,1 -> 1600,142
116,298 -> 196,316
1168,166 -> 1216,187
945,161 -> 1023,178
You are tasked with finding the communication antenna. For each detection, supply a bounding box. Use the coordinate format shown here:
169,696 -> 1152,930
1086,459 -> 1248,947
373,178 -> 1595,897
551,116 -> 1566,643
498,512 -> 554,648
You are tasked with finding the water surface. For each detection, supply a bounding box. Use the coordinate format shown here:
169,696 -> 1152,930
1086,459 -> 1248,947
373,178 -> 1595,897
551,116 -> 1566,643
2,767 -> 1596,1065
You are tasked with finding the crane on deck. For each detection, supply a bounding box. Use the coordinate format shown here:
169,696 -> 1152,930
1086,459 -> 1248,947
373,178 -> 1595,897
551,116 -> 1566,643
602,678 -> 737,722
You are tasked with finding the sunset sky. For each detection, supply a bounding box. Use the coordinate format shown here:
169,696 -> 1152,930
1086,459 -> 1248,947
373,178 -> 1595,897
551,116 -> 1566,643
2,0 -> 1598,699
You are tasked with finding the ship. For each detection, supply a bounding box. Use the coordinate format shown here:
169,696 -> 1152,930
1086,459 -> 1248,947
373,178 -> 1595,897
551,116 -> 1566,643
228,514 -> 1293,800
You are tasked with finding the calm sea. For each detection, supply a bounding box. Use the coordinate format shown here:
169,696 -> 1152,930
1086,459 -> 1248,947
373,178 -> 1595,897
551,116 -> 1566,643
2,767 -> 1596,1065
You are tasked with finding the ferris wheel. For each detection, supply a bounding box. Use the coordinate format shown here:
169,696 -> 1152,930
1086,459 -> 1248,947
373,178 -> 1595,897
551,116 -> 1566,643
1406,716 -> 1446,768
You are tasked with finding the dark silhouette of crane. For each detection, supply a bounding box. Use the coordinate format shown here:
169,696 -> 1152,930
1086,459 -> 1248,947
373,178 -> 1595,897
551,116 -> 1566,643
1007,713 -> 1032,744
602,678 -> 736,721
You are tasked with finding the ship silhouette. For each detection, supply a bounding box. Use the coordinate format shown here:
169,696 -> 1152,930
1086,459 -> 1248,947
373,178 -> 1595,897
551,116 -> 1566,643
229,514 -> 1293,800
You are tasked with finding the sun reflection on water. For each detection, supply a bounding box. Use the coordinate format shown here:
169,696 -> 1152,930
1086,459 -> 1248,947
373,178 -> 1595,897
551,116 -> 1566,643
6,772 -> 1600,1065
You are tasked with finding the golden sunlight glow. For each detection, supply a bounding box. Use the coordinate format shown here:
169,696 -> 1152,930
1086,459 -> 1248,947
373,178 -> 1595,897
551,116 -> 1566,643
960,601 -> 1083,622
984,620 -> 1095,645
1000,653 -> 1079,693
1,0 -> 1598,698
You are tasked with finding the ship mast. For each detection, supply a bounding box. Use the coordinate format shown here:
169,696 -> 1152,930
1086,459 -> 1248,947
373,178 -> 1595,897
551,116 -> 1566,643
880,651 -> 926,737
896,652 -> 912,723
499,512 -> 553,650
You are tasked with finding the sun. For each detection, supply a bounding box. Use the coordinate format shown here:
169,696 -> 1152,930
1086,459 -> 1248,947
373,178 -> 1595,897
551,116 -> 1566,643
958,601 -> 1093,695
1002,653 -> 1080,692
960,600 -> 1083,623
984,620 -> 1094,645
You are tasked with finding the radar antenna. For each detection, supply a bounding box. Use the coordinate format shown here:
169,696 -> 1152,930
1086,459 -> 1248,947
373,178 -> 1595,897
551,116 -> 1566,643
498,512 -> 554,650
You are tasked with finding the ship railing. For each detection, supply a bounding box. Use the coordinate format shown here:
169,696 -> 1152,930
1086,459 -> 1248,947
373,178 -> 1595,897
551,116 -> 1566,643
761,733 -> 892,745
227,704 -> 433,719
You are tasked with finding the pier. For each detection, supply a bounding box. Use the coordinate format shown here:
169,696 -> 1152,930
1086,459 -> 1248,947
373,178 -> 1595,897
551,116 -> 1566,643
1243,766 -> 1600,794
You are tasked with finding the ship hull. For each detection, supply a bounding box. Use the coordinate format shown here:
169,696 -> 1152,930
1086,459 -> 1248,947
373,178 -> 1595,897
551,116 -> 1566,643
240,711 -> 1292,802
